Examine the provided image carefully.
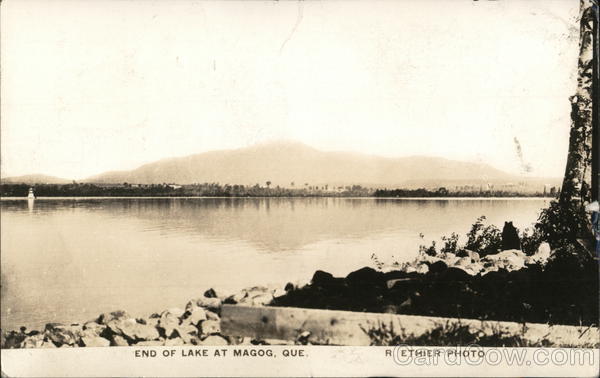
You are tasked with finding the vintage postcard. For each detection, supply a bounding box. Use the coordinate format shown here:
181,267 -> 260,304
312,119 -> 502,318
1,0 -> 598,377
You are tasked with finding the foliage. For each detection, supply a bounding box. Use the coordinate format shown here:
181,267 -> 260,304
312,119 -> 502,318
373,188 -> 553,198
418,216 -> 503,257
439,233 -> 461,255
464,216 -> 502,256
0,183 -> 372,198
533,199 -> 590,250
418,237 -> 438,257
519,227 -> 543,256
359,320 -> 581,347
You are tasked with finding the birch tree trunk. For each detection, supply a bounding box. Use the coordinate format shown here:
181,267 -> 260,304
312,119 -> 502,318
559,0 -> 595,208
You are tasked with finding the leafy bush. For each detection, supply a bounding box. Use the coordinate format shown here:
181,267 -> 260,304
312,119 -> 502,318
464,216 -> 502,256
533,199 -> 590,250
418,216 -> 503,257
418,233 -> 438,257
519,227 -> 543,256
440,233 -> 461,255
410,198 -> 593,262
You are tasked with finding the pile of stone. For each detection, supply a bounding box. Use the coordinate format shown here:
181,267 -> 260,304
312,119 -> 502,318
1,286 -> 285,349
271,240 -> 597,326
400,242 -> 553,276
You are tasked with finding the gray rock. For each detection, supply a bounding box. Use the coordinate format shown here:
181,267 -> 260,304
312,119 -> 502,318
464,249 -> 480,262
83,321 -> 106,336
528,242 -> 551,265
81,336 -> 110,347
97,311 -> 131,325
163,337 -> 184,346
159,310 -> 181,338
111,335 -> 130,346
182,307 -> 207,326
199,320 -> 221,336
144,317 -> 160,328
205,310 -> 220,321
163,308 -> 185,318
40,341 -> 57,348
200,335 -> 229,346
483,249 -> 526,271
20,334 -> 45,348
442,252 -> 458,266
455,257 -> 471,267
132,323 -> 160,341
234,287 -> 274,306
106,318 -> 135,337
226,291 -> 248,304
196,297 -> 222,311
415,264 -> 429,274
174,324 -> 198,344
248,293 -> 274,306
44,324 -> 80,346
135,340 -> 164,346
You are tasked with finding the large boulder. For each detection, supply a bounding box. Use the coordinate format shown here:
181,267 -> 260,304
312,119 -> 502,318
526,242 -> 551,265
164,337 -> 184,346
173,323 -> 199,344
311,270 -> 336,287
482,249 -> 526,272
439,267 -> 472,282
195,297 -> 222,311
200,335 -> 228,346
456,249 -> 480,262
97,311 -> 131,325
80,335 -> 110,347
44,323 -> 81,346
102,312 -> 160,342
1,330 -> 27,349
345,267 -> 386,289
182,303 -> 208,326
454,257 -> 471,268
83,321 -> 106,336
441,252 -> 459,266
136,340 -> 163,346
226,287 -> 274,306
111,334 -> 130,346
199,320 -> 221,336
20,334 -> 45,348
427,260 -> 448,274
158,309 -> 182,338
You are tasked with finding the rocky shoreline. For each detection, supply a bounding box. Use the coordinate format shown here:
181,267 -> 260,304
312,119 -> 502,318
273,243 -> 598,327
2,242 -> 598,348
1,286 -> 286,349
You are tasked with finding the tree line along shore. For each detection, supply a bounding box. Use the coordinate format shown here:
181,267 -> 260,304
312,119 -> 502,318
0,182 -> 557,198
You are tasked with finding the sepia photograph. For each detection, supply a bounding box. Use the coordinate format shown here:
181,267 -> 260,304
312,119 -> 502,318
1,0 -> 599,376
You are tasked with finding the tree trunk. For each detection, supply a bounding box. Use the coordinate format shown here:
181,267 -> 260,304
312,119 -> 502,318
559,0 -> 595,208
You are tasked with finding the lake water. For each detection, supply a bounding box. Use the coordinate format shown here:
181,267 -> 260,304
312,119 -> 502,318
0,197 -> 550,330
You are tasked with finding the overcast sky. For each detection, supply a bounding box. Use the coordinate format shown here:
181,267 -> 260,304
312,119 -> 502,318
1,0 -> 579,180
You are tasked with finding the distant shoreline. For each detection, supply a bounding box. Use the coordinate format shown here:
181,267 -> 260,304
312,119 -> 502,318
0,196 -> 553,200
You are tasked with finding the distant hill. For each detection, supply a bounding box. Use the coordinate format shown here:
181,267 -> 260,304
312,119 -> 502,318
1,174 -> 71,185
84,141 -> 557,189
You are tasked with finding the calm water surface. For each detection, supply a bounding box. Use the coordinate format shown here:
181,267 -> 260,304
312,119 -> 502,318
1,197 -> 549,329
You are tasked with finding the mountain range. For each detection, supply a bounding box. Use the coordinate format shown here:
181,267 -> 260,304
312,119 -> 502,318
2,141 -> 560,189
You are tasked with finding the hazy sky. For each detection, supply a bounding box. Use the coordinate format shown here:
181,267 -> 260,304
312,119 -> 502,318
1,0 -> 579,180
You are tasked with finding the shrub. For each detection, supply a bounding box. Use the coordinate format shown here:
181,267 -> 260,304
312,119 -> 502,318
534,199 -> 589,250
418,233 -> 438,257
520,227 -> 543,256
440,233 -> 461,255
464,216 -> 502,256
